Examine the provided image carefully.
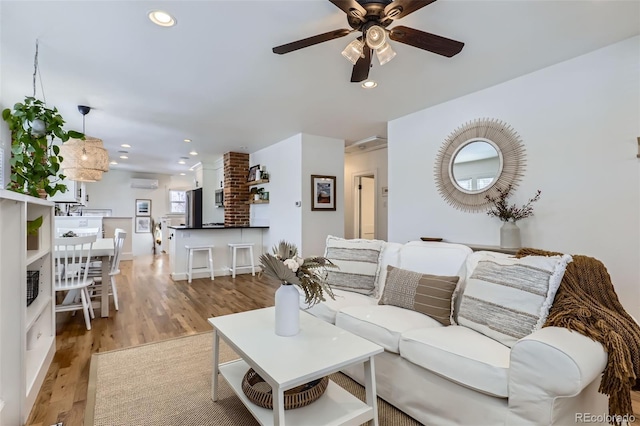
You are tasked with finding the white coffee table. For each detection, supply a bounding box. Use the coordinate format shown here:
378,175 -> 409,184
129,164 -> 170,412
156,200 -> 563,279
208,307 -> 384,426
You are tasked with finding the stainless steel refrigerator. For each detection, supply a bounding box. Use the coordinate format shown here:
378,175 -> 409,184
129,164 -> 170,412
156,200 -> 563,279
185,187 -> 203,228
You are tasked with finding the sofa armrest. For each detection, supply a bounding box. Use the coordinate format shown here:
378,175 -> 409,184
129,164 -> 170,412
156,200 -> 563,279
507,327 -> 607,424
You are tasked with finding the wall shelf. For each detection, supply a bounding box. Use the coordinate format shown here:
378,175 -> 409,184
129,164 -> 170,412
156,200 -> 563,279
246,179 -> 269,187
246,199 -> 270,205
0,190 -> 56,425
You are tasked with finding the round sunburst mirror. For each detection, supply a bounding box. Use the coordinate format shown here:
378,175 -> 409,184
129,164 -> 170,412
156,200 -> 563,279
434,118 -> 526,212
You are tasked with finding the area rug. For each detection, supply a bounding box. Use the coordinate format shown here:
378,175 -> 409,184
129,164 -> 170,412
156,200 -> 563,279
86,332 -> 421,426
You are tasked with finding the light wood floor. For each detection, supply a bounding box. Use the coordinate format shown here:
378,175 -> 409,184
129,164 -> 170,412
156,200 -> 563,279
27,253 -> 640,425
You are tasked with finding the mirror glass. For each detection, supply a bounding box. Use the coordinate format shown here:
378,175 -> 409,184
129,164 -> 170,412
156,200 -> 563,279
451,140 -> 501,193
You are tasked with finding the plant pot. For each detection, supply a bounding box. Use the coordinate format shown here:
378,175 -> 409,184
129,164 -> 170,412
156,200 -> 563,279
26,227 -> 39,251
274,283 -> 299,336
500,222 -> 521,249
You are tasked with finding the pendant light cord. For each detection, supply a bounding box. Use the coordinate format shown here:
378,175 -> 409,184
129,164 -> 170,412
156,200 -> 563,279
32,39 -> 47,103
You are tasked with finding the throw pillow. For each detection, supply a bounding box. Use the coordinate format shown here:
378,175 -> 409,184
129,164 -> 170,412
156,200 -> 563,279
378,265 -> 460,325
324,236 -> 385,296
457,251 -> 572,348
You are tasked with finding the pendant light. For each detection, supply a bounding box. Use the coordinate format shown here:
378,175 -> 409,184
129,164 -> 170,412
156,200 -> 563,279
59,105 -> 109,182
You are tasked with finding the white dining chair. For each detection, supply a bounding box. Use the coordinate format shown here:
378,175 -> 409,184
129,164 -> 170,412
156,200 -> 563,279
87,229 -> 126,311
54,235 -> 97,330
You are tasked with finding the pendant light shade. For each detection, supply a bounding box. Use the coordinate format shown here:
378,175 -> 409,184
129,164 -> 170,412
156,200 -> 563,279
59,136 -> 109,182
60,105 -> 109,182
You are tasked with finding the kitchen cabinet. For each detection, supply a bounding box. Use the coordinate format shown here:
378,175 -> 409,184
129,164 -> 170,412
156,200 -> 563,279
0,190 -> 56,425
48,179 -> 87,205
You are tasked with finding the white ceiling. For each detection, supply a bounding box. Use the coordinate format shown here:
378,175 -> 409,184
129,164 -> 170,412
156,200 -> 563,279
1,1 -> 638,176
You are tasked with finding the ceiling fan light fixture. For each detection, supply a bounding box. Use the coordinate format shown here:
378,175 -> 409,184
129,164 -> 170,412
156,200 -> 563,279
375,42 -> 396,65
341,38 -> 364,65
365,25 -> 386,50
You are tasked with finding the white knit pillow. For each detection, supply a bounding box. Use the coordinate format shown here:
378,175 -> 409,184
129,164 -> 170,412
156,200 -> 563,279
457,251 -> 572,348
323,236 -> 385,297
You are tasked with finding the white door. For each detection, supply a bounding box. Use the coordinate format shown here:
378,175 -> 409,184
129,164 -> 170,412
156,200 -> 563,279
356,175 -> 376,240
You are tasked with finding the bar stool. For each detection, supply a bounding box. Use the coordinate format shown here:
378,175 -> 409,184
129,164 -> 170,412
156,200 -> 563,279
185,244 -> 215,284
228,243 -> 255,278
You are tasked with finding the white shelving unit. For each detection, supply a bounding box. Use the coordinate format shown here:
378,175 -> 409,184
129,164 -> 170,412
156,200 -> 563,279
0,190 -> 56,425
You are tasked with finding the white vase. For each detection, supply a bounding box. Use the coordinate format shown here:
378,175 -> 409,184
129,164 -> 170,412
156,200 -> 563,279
275,284 -> 299,336
500,221 -> 521,249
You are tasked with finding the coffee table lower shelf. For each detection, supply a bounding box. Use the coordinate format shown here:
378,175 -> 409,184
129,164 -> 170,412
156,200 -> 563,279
219,359 -> 374,426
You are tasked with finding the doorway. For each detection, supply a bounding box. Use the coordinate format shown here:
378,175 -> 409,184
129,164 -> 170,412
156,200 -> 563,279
355,174 -> 376,240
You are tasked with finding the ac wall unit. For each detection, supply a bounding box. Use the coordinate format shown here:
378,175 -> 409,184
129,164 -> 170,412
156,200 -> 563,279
130,178 -> 159,189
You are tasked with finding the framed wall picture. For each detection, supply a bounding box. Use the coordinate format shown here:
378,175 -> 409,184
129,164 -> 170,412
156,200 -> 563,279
135,199 -> 151,216
135,216 -> 151,233
247,165 -> 260,182
311,175 -> 336,211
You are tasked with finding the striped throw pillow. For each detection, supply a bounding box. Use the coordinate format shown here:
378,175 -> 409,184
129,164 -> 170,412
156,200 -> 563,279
324,236 -> 385,296
457,251 -> 572,348
378,265 -> 460,325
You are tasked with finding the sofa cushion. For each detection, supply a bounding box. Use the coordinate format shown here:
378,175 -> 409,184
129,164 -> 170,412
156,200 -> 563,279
399,326 -> 511,398
457,251 -> 572,348
398,241 -> 472,277
324,236 -> 385,296
378,265 -> 459,325
336,305 -> 443,354
300,289 -> 377,324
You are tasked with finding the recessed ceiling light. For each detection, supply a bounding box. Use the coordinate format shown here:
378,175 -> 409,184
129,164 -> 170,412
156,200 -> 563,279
178,160 -> 186,165
121,144 -> 131,148
184,139 -> 192,143
189,150 -> 198,156
361,80 -> 377,89
119,155 -> 128,159
110,161 -> 118,165
148,10 -> 176,27
179,173 -> 186,176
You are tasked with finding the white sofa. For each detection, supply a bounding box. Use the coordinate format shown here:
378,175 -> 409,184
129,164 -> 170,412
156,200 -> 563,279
302,240 -> 609,426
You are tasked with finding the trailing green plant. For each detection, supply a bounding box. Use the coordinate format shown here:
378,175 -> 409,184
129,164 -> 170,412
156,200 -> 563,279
26,216 -> 43,236
2,96 -> 83,197
259,240 -> 337,307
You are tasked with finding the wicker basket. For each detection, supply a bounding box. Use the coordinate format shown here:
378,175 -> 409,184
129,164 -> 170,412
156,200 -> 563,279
26,270 -> 40,307
241,368 -> 328,410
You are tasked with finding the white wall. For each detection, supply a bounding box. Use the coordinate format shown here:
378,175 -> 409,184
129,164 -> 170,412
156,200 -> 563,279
84,169 -> 192,256
389,36 -> 640,319
301,134 -> 345,257
251,134 -> 303,252
344,148 -> 388,241
251,133 -> 345,257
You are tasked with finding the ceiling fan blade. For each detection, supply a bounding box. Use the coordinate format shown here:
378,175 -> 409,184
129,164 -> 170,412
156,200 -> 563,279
328,0 -> 367,22
350,47 -> 372,83
384,0 -> 437,21
273,29 -> 352,54
389,25 -> 464,57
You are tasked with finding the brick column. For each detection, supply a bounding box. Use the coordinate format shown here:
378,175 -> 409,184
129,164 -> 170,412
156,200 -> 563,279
223,152 -> 250,226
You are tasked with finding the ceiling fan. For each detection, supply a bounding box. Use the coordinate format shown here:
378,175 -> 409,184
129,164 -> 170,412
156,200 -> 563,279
272,0 -> 465,83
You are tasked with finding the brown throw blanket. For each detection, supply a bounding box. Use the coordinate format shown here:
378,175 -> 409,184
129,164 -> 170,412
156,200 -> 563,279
517,248 -> 640,424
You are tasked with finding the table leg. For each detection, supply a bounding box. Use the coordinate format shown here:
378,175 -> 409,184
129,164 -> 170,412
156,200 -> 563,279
211,331 -> 220,401
364,356 -> 379,426
273,386 -> 285,425
101,254 -> 111,317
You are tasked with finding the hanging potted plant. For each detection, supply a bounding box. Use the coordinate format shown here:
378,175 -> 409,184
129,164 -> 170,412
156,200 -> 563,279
2,96 -> 83,198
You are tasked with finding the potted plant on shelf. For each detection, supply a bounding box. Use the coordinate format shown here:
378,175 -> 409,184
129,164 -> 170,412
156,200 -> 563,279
260,241 -> 337,336
485,185 -> 542,249
2,96 -> 83,198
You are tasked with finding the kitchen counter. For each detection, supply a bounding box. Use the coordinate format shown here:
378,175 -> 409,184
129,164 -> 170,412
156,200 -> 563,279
168,226 -> 267,280
168,225 -> 269,230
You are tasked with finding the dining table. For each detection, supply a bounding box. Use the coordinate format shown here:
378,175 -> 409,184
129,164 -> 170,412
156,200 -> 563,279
91,237 -> 115,317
